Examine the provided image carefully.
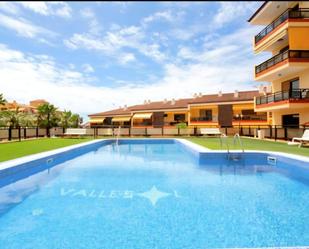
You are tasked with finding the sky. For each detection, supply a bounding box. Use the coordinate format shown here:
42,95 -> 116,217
0,1 -> 270,121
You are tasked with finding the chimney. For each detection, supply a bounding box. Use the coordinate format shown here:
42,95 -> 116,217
171,98 -> 176,105
193,93 -> 198,98
218,91 -> 222,97
198,92 -> 202,98
148,99 -> 151,104
144,100 -> 148,105
234,90 -> 239,98
163,98 -> 168,104
123,105 -> 127,111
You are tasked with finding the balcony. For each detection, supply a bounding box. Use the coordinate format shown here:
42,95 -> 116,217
255,89 -> 309,110
255,8 -> 309,45
255,50 -> 309,81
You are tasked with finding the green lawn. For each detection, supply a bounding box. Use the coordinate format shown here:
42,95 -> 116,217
0,138 -> 92,162
187,137 -> 309,157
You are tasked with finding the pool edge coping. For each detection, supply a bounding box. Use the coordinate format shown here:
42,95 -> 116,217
0,138 -> 308,172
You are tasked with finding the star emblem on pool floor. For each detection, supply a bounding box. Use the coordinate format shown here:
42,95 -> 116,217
138,186 -> 170,206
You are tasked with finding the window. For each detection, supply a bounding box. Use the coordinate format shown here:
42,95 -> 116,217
174,114 -> 185,122
199,109 -> 212,121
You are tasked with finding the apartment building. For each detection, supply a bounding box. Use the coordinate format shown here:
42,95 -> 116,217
88,90 -> 269,128
249,1 -> 309,126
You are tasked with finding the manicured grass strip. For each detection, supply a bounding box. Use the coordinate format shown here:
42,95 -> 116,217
0,138 -> 92,162
187,137 -> 309,157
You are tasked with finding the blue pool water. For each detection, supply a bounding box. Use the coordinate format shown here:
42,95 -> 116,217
0,139 -> 308,249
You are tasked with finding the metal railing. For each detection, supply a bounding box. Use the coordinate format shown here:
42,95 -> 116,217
233,115 -> 267,121
255,50 -> 309,75
255,8 -> 309,44
256,88 -> 309,105
190,117 -> 213,122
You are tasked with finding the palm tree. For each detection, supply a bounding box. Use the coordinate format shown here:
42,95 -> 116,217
59,110 -> 72,129
37,103 -> 59,137
0,108 -> 24,128
0,93 -> 6,106
70,113 -> 82,128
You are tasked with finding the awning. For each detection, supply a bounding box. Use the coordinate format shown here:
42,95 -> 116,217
89,118 -> 105,123
133,113 -> 153,119
112,116 -> 131,122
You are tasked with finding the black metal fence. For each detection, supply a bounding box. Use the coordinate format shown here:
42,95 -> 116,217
0,125 -> 308,142
256,88 -> 309,105
255,50 -> 309,75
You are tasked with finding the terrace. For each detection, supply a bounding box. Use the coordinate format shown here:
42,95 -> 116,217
255,50 -> 309,81
254,8 -> 309,45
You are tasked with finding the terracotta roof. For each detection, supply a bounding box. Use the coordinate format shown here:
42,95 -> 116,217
88,90 -> 262,117
130,98 -> 190,111
89,107 -> 132,117
188,90 -> 262,104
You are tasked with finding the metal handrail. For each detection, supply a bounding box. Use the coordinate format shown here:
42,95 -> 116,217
256,88 -> 309,105
219,133 -> 229,154
233,133 -> 244,153
255,8 -> 309,44
255,50 -> 309,75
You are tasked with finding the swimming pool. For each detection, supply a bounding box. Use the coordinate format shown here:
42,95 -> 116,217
0,139 -> 308,249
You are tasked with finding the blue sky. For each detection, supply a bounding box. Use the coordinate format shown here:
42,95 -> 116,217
0,1 -> 269,120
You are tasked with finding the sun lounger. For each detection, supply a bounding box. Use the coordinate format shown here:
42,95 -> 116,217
289,129 -> 309,147
64,128 -> 88,137
200,128 -> 222,136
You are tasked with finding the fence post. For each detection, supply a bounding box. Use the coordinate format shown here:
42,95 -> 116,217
178,127 -> 180,136
8,127 -> 12,141
162,127 -> 164,136
24,127 -> 27,139
36,126 -> 39,138
248,126 -> 251,136
275,126 -> 277,141
269,125 -> 272,139
145,127 -> 147,136
18,126 -> 21,141
284,127 -> 288,140
240,126 -> 243,136
93,128 -> 96,139
225,127 -> 227,136
129,127 -> 131,137
194,127 -> 197,136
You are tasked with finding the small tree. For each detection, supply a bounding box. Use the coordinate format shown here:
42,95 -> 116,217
37,103 -> 59,137
0,93 -> 6,106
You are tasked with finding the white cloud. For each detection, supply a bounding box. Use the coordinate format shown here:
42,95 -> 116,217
118,53 -> 136,65
0,13 -> 56,39
213,2 -> 260,27
0,2 -> 20,15
18,2 -> 72,18
64,25 -> 166,63
142,10 -> 174,24
82,64 -> 94,73
80,8 -> 101,35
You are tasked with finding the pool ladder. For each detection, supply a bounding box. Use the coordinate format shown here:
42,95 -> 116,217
115,126 -> 121,146
220,133 -> 245,161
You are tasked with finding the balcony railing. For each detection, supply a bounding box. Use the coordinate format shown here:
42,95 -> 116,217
233,115 -> 267,121
191,117 -> 213,122
255,8 -> 309,44
256,88 -> 309,105
255,50 -> 309,75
